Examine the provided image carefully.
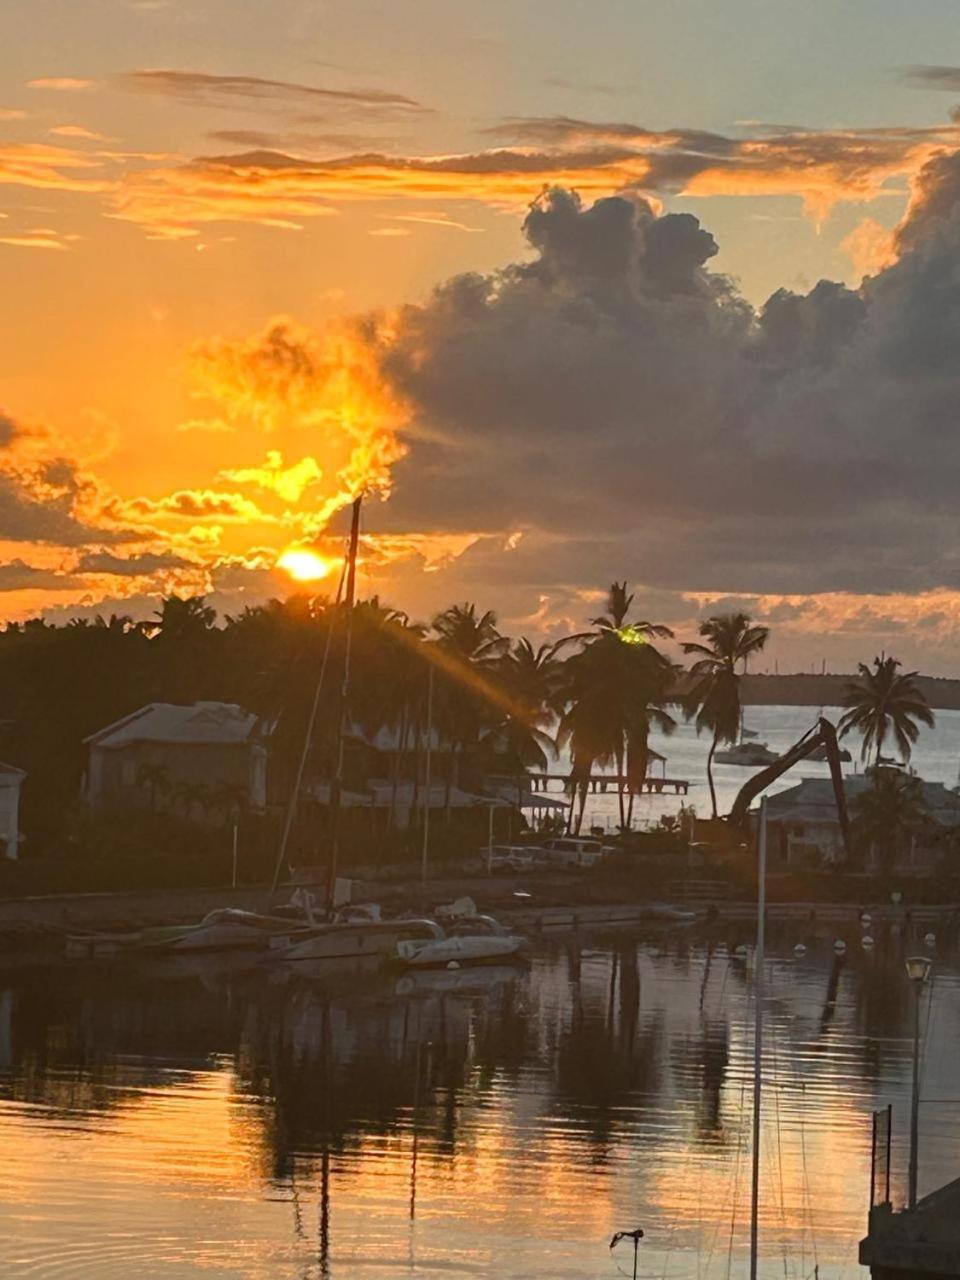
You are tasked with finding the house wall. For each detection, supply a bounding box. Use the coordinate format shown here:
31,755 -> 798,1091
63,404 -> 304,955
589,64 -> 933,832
88,741 -> 262,819
0,776 -> 21,859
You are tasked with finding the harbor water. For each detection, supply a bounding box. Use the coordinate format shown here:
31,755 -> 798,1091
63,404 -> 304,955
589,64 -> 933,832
1,919 -> 959,1279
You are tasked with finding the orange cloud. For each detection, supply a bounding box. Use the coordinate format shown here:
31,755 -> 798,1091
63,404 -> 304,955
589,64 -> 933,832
0,142 -> 112,194
841,217 -> 896,278
125,489 -> 269,521
189,317 -> 409,528
219,451 -> 323,503
27,78 -> 96,91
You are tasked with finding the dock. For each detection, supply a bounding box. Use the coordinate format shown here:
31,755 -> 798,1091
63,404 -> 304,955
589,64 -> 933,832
861,1176 -> 960,1277
524,772 -> 691,797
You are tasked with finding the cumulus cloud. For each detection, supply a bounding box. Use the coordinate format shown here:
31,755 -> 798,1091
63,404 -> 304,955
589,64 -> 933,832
0,425 -> 143,548
306,168 -> 960,610
189,317 -> 407,527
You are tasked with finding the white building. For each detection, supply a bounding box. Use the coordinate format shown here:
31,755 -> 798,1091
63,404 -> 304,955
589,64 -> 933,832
84,702 -> 269,819
766,774 -> 960,872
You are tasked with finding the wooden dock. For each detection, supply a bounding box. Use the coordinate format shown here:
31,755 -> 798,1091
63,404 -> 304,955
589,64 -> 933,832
524,772 -> 691,797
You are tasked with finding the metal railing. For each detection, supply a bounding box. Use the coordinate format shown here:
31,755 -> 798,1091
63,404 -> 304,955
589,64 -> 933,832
871,1105 -> 892,1208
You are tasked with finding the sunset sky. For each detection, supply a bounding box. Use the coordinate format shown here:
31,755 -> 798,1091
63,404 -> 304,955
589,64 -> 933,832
6,0 -> 960,669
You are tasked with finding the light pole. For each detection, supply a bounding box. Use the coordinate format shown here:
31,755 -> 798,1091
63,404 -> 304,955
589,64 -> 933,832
905,954 -> 932,1209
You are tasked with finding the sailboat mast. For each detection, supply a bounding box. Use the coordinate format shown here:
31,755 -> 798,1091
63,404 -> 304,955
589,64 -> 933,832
750,794 -> 767,1280
326,494 -> 362,913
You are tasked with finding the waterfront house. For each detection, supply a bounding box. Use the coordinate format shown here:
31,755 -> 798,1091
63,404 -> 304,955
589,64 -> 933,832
766,774 -> 960,872
0,763 -> 25,859
84,702 -> 269,820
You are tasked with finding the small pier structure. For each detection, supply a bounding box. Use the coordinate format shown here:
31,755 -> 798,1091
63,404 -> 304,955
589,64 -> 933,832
861,1107 -> 960,1278
526,750 -> 689,797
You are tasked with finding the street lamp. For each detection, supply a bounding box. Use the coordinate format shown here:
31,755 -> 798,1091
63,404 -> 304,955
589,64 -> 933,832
905,955 -> 933,1209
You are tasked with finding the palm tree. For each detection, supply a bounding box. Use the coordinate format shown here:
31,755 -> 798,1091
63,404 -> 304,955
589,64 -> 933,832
480,638 -> 560,808
557,585 -> 676,833
839,656 -> 935,765
682,612 -> 770,818
432,603 -> 509,818
853,766 -> 932,873
591,581 -> 674,643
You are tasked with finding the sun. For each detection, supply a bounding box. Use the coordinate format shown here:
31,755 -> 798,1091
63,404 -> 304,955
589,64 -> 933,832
277,547 -> 335,582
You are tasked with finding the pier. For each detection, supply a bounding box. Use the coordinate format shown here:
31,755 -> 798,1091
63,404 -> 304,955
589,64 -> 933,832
524,772 -> 691,797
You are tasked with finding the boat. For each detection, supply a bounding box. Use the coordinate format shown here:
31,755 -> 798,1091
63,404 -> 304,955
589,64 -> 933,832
809,743 -> 852,763
150,903 -> 316,954
396,914 -> 528,969
715,741 -> 779,767
272,904 -> 444,962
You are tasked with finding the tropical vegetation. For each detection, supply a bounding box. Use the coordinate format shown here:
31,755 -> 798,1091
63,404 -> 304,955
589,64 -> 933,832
681,612 -> 770,817
0,581 -> 940,890
839,656 -> 935,765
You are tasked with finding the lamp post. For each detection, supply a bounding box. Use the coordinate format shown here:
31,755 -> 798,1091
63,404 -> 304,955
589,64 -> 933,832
905,954 -> 932,1209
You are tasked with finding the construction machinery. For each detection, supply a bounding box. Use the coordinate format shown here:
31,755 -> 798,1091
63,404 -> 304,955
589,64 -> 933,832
693,717 -> 851,861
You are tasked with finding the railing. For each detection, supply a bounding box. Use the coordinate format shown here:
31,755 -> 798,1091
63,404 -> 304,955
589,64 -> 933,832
871,1105 -> 892,1209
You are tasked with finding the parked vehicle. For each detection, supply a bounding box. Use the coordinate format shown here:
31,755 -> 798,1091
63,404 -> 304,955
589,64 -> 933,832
486,844 -> 539,872
535,836 -> 613,868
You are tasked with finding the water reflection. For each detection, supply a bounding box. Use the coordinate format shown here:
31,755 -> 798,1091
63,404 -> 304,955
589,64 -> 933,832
0,923 -> 959,1278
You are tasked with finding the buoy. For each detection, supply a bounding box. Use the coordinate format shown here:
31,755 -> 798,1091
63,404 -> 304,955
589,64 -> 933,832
793,943 -> 807,956
861,913 -> 872,927
834,939 -> 847,954
925,932 -> 936,948
862,935 -> 874,949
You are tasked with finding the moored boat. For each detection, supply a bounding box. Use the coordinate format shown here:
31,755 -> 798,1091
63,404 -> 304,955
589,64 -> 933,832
715,741 -> 779,767
272,909 -> 444,963
396,914 -> 528,968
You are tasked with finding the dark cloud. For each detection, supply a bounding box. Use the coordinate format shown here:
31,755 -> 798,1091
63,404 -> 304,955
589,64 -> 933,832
899,65 -> 960,91
77,549 -> 195,575
127,489 -> 266,520
0,559 -> 76,592
113,69 -> 422,114
207,128 -> 386,153
0,415 -> 24,448
0,462 -> 139,547
347,171 -> 960,599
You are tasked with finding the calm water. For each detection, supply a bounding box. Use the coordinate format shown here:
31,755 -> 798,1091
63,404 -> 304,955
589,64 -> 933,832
2,922 -> 960,1279
574,705 -> 960,831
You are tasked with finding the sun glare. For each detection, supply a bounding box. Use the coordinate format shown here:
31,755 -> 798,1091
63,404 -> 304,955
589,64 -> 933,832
277,547 -> 334,582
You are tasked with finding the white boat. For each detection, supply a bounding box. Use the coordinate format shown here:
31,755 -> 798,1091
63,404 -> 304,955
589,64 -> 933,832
274,910 -> 444,962
162,906 -> 312,954
715,741 -> 779,767
396,914 -> 528,969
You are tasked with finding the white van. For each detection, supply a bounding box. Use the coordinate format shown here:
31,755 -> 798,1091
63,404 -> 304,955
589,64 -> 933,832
535,837 -> 613,868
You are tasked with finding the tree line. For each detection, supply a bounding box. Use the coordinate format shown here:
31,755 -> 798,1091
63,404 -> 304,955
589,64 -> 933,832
0,582 -> 937,860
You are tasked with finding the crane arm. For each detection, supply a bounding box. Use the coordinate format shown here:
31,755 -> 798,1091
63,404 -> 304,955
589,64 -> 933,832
727,717 -> 851,859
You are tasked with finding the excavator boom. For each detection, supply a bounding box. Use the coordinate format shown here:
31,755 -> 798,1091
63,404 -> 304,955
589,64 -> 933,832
727,717 -> 851,858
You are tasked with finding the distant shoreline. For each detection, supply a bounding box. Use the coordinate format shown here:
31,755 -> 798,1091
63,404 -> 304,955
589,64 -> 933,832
739,672 -> 960,710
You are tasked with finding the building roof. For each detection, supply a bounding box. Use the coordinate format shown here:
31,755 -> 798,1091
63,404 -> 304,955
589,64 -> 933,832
767,774 -> 960,828
85,702 -> 262,749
